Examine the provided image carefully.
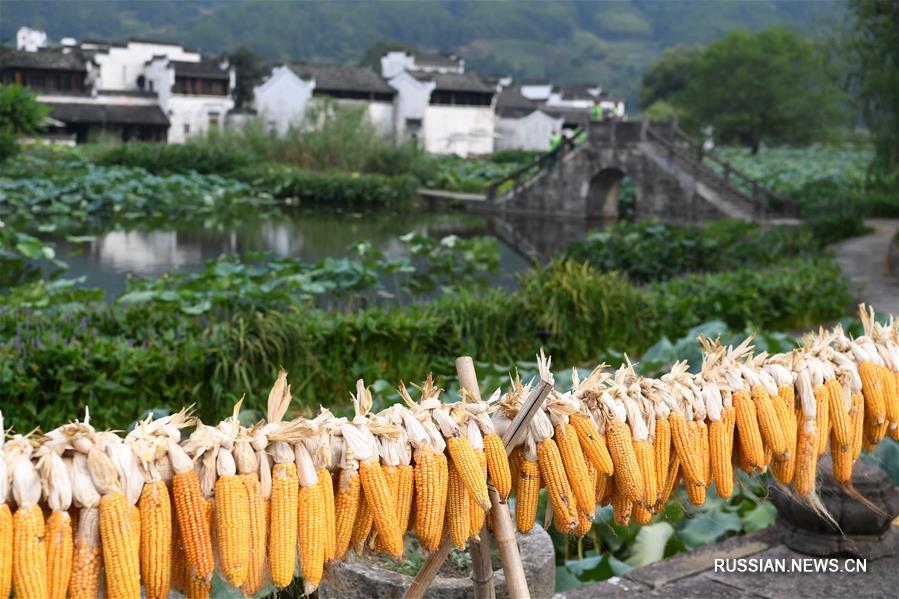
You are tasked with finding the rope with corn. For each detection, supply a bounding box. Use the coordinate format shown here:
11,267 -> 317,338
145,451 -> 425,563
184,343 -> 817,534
1,304 -> 898,598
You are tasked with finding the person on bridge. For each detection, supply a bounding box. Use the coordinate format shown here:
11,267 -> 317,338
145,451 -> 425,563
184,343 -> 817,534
590,99 -> 602,122
549,129 -> 562,151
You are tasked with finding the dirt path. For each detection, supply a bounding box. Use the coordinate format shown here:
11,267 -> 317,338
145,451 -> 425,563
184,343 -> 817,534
832,219 -> 899,317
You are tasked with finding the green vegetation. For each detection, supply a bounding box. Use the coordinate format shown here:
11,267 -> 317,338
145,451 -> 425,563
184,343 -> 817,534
0,84 -> 49,161
846,0 -> 899,179
642,29 -> 846,151
0,254 -> 848,430
564,220 -> 818,283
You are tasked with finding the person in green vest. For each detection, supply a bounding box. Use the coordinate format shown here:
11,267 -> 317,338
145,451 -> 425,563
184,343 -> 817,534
590,99 -> 602,122
549,129 -> 561,150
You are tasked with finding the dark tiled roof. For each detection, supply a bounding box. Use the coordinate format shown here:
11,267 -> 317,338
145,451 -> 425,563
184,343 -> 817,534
288,63 -> 394,95
555,84 -> 600,101
542,105 -> 591,125
43,102 -> 170,126
412,51 -> 461,69
415,72 -> 493,94
496,85 -> 541,118
0,48 -> 87,72
172,60 -> 230,80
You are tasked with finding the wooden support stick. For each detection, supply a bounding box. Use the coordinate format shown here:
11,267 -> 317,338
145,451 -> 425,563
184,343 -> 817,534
405,359 -> 552,599
456,357 -> 496,599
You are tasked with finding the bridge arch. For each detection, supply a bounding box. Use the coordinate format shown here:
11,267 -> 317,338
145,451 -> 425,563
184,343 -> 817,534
586,167 -> 627,221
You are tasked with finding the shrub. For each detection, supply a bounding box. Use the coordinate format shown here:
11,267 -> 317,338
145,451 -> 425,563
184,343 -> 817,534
0,84 -> 49,161
94,141 -> 255,174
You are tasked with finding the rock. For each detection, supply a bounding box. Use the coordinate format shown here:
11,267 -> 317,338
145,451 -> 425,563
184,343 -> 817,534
319,524 -> 555,599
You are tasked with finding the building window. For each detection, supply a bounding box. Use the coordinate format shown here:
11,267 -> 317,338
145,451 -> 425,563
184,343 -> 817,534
148,80 -> 154,92
209,112 -> 220,127
184,123 -> 190,136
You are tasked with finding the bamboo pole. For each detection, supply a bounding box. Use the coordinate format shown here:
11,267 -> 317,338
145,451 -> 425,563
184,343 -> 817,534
455,357 -> 496,599
404,359 -> 553,599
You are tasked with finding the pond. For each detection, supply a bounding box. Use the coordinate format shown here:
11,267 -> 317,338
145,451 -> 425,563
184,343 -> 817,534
50,206 -> 591,298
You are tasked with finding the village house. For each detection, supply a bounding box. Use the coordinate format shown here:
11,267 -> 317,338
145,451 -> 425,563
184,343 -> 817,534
494,84 -> 564,151
252,63 -> 395,136
0,26 -> 234,144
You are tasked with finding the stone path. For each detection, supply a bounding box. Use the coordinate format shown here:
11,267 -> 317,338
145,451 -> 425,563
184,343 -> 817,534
832,219 -> 899,317
562,527 -> 898,598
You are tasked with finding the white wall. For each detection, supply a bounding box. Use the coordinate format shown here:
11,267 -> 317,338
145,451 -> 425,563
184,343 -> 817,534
142,57 -> 174,109
423,105 -> 494,156
253,66 -> 314,134
381,51 -> 414,79
387,72 -> 434,143
496,111 -> 563,151
90,41 -> 200,91
17,27 -> 47,52
166,95 -> 233,143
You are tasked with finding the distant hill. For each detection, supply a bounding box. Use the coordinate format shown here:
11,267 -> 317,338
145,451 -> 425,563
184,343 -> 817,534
1,0 -> 843,107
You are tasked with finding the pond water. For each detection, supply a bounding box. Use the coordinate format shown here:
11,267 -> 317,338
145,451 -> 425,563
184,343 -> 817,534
51,206 -> 592,298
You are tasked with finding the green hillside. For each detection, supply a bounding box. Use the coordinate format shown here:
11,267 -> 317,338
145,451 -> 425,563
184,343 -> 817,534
1,0 -> 842,106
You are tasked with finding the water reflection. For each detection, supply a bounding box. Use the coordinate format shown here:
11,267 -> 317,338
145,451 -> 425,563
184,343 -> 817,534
55,207 -> 589,298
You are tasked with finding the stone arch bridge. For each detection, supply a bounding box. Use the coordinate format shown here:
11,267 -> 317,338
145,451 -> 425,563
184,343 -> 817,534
483,121 -> 798,223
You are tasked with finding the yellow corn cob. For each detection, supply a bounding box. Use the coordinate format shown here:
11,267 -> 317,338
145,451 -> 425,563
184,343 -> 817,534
850,392 -> 864,460
753,385 -> 786,457
575,510 -> 595,536
883,366 -> 898,440
537,439 -> 577,533
483,433 -> 512,500
172,470 -> 214,582
508,446 -> 523,493
595,472 -> 610,506
447,460 -> 471,548
813,383 -> 830,456
862,414 -> 880,451
610,480 -> 632,526
13,504 -> 47,599
723,405 -> 737,455
138,481 -> 171,599
414,451 -> 447,551
515,459 -> 540,533
633,439 -> 657,509
697,421 -> 711,484
446,437 -> 491,512
374,465 -> 400,553
239,474 -> 267,596
733,389 -> 765,469
359,459 -> 403,558
317,468 -> 337,563
685,424 -> 707,505
69,508 -> 102,599
709,419 -> 733,499
334,468 -> 361,561
269,461 -> 299,588
734,434 -> 753,474
794,419 -> 818,496
468,451 -> 488,539
633,504 -> 652,525
170,507 -> 187,595
45,511 -> 73,599
668,411 -> 704,488
215,474 -> 249,588
99,491 -> 140,599
351,489 -> 373,553
575,460 -> 597,535
858,362 -> 887,443
129,504 -> 140,561
555,423 -> 595,514
831,427 -> 853,485
770,386 -> 797,485
826,379 -> 852,454
396,464 -> 415,535
297,482 -> 324,590
0,504 -> 11,599
652,418 -> 670,504
185,499 -> 213,599
569,413 -> 614,475
659,455 -> 681,506
604,419 -> 644,504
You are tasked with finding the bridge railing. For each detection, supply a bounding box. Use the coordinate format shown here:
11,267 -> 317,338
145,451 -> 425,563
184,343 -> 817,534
646,124 -> 799,217
485,126 -> 584,201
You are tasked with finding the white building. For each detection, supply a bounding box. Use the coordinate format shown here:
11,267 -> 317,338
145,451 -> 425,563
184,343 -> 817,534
494,85 -> 563,151
1,27 -> 234,143
253,63 -> 395,136
381,51 -> 495,156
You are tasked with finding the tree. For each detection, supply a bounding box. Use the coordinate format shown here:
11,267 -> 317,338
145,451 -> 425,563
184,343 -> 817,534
645,28 -> 845,152
846,0 -> 899,178
0,84 -> 49,160
357,40 -> 418,71
227,46 -> 270,111
639,46 -> 700,110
